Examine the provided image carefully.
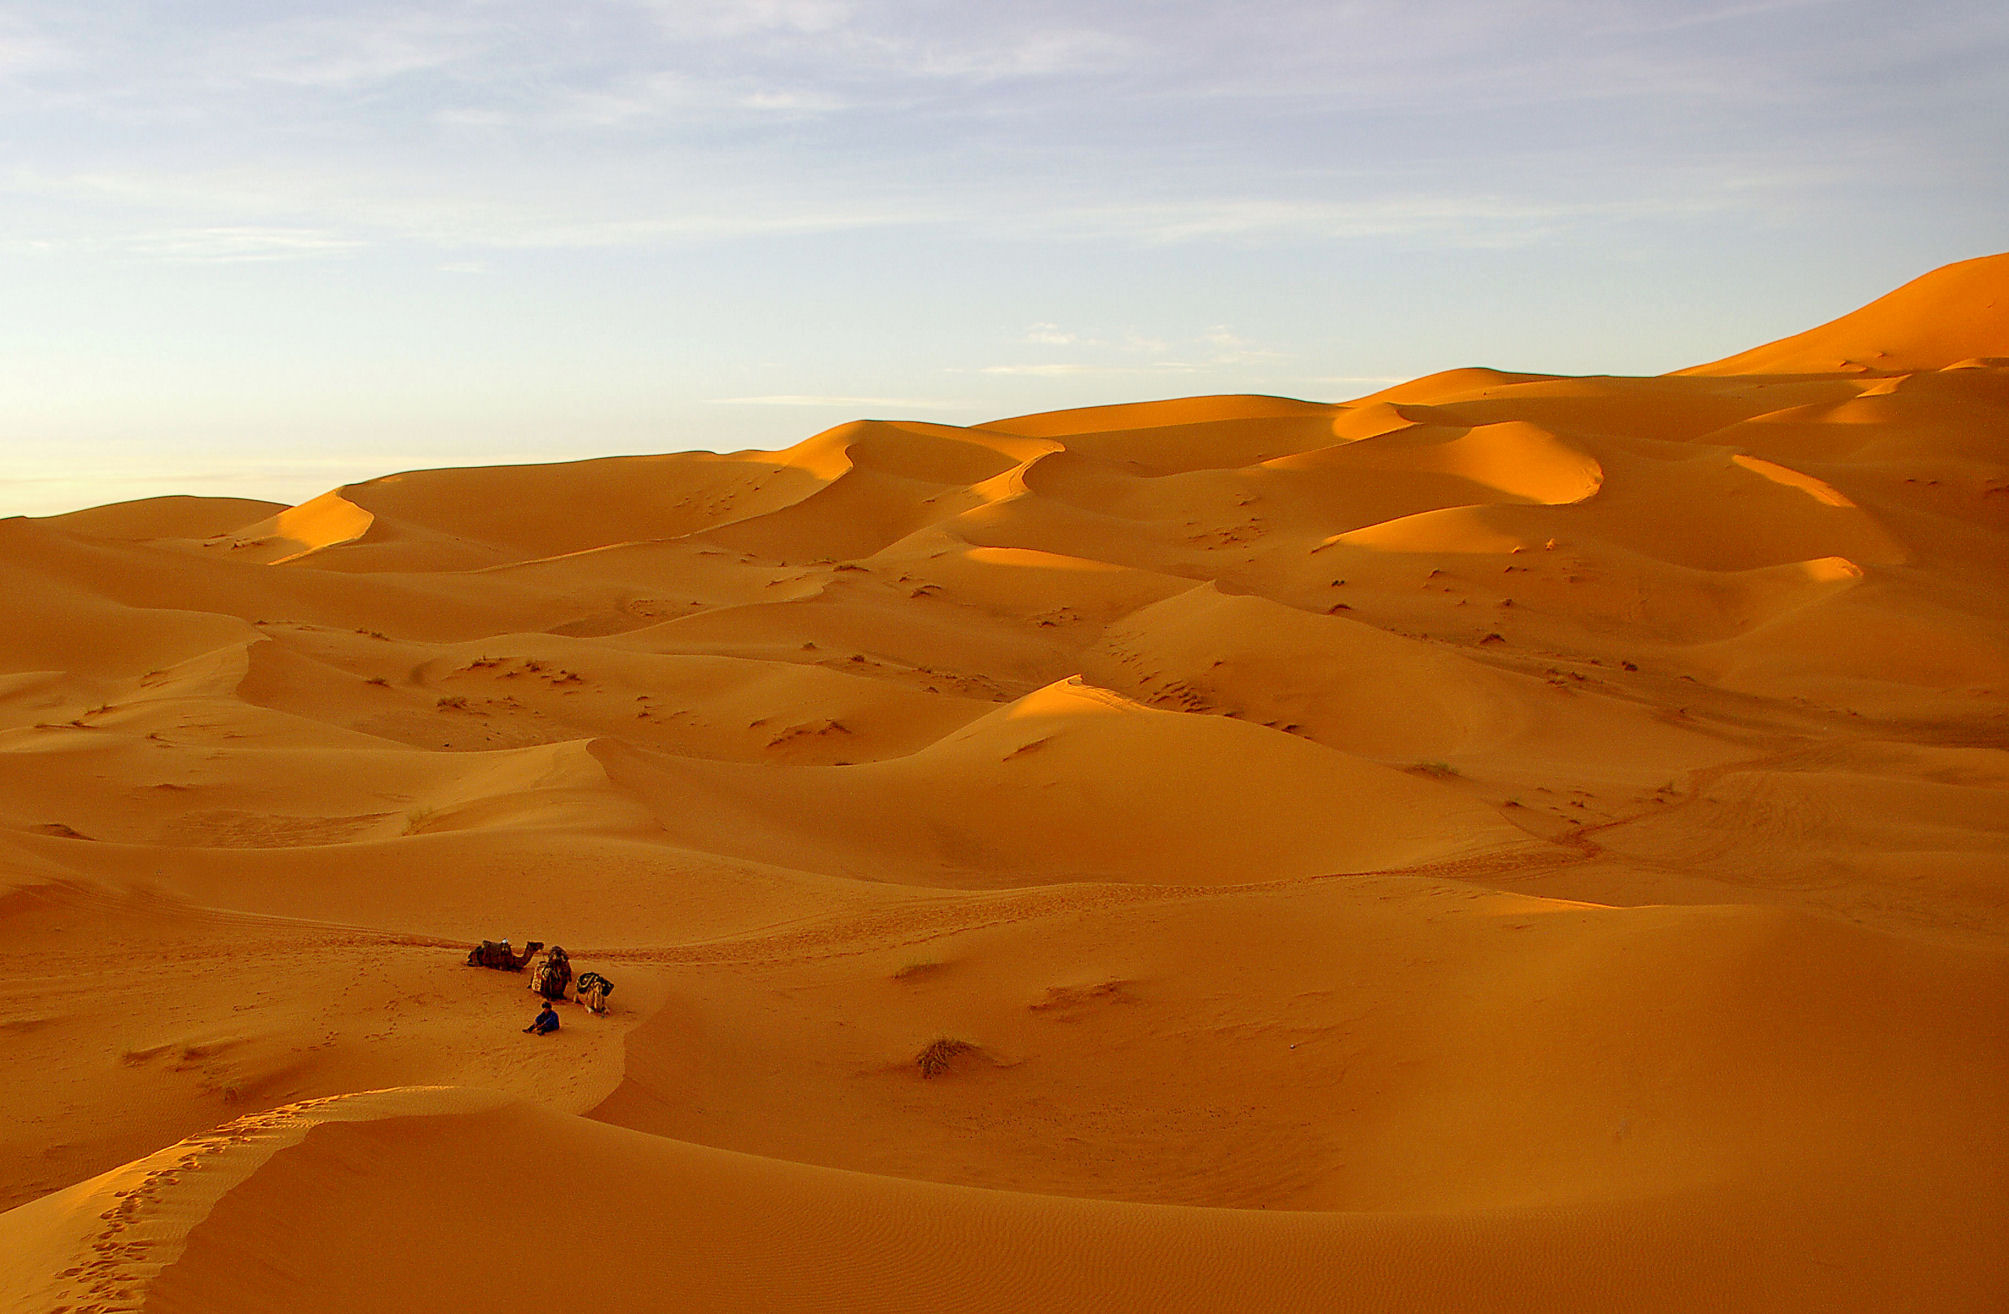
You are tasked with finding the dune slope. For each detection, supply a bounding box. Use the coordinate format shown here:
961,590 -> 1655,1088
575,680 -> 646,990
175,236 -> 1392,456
8,1086 -> 1998,1314
3,255 -> 2007,1312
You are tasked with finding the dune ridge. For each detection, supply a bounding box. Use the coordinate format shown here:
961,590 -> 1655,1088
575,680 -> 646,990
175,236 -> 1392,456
1682,252 -> 2009,376
2,255 -> 2007,1311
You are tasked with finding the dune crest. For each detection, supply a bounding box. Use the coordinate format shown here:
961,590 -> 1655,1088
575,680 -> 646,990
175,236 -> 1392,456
1682,250 -> 2009,375
235,490 -> 377,564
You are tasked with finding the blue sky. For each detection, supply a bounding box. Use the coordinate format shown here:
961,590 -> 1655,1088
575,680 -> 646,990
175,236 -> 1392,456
4,0 -> 2005,515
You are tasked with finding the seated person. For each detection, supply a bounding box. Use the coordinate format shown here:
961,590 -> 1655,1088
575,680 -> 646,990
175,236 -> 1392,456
524,1002 -> 560,1035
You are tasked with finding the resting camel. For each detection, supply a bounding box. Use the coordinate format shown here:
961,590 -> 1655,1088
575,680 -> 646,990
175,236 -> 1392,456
576,971 -> 615,1015
467,939 -> 542,970
530,946 -> 573,1001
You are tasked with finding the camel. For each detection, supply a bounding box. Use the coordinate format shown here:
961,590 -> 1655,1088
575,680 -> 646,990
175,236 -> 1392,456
576,971 -> 614,1015
467,939 -> 542,970
530,945 -> 573,1001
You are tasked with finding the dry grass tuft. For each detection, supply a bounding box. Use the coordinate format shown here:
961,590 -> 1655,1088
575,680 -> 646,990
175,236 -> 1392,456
916,1037 -> 976,1078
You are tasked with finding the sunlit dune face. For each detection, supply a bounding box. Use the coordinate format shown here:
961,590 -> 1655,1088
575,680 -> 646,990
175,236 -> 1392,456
1729,455 -> 1855,507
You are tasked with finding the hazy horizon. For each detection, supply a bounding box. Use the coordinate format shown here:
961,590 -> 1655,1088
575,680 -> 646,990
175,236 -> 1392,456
5,0 -> 2006,517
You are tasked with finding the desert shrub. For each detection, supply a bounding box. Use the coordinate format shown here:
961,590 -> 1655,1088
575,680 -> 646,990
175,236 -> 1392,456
917,1037 -> 975,1078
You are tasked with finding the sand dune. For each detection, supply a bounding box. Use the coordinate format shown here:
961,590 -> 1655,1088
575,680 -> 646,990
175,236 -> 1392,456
593,675 -> 1529,885
42,495 -> 287,543
9,1080 -> 1999,1314
1685,252 -> 2009,376
3,255 -> 2008,1311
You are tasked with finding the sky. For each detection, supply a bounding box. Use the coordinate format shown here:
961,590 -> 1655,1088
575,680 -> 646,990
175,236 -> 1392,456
3,0 -> 2005,516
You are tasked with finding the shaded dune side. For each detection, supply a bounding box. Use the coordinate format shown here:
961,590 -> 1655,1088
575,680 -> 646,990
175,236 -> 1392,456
593,677 -> 1528,886
691,421 -> 1059,564
199,448 -> 837,573
1081,584 -> 1524,759
0,519 -> 259,680
1267,418 -> 1605,506
593,880 -> 2009,1215
0,1088 -> 513,1314
234,634 -> 996,764
31,495 -> 286,542
1371,372 -> 1855,443
251,421 -> 1057,574
6,1086 -> 1998,1314
0,876 -> 667,1213
982,394 -> 1343,472
0,716 -> 657,849
0,508 -> 587,653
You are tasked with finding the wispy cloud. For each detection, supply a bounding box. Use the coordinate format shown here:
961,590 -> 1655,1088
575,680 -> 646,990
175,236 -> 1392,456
1,0 -> 2004,519
0,161 -> 948,255
1199,326 -> 1286,365
973,323 -> 1293,380
1304,375 -> 1414,388
1023,323 -> 1085,345
227,14 -> 475,89
5,2 -> 1996,262
708,394 -> 982,408
0,20 -> 67,79
639,0 -> 855,42
1030,195 -> 1666,247
975,363 -> 1192,377
126,225 -> 363,262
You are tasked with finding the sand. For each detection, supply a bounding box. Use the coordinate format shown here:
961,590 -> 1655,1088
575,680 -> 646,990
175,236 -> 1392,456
3,254 -> 2007,1313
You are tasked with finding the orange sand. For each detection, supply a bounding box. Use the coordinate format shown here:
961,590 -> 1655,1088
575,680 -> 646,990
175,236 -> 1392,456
3,255 -> 2007,1313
